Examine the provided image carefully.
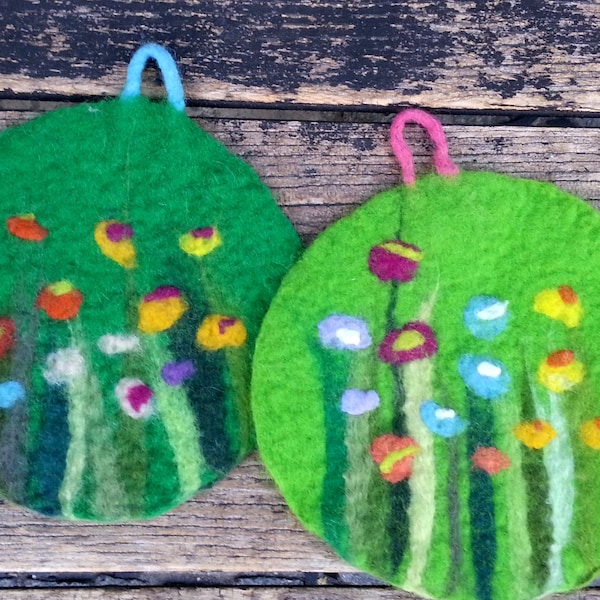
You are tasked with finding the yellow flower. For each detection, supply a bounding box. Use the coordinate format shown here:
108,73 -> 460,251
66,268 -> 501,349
196,315 -> 247,350
94,221 -> 136,269
179,226 -> 222,257
537,349 -> 584,393
580,418 -> 600,450
138,286 -> 188,333
513,420 -> 557,449
534,285 -> 582,328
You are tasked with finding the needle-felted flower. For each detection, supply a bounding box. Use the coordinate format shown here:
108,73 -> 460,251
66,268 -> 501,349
0,381 -> 25,409
138,286 -> 188,333
43,348 -> 86,385
94,220 -> 136,269
318,315 -> 372,350
179,226 -> 222,257
534,285 -> 582,328
196,315 -> 247,350
537,349 -> 584,393
472,447 -> 511,475
458,354 -> 510,400
368,240 -> 423,283
0,318 -> 16,359
378,322 -> 437,365
115,377 -> 154,419
98,334 -> 141,355
463,296 -> 509,340
340,389 -> 380,415
580,418 -> 600,450
6,213 -> 48,241
37,281 -> 83,320
370,434 -> 419,483
420,400 -> 467,437
513,420 -> 557,449
161,360 -> 197,386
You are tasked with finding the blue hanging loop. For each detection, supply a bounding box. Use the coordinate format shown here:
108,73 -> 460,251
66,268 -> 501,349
120,44 -> 186,111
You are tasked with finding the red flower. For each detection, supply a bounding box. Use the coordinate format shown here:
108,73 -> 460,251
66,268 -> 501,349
0,318 -> 16,358
472,447 -> 511,475
378,322 -> 438,365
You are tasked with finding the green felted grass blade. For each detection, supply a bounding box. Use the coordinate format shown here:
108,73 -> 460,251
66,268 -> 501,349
0,93 -> 300,521
252,168 -> 600,600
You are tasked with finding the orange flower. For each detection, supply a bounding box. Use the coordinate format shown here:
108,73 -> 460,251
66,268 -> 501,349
6,214 -> 48,241
370,434 -> 419,483
37,281 -> 83,320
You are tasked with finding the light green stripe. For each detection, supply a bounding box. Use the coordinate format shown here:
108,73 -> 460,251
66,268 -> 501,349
58,372 -> 88,518
344,413 -> 374,562
145,336 -> 204,496
403,295 -> 437,593
537,391 -> 575,591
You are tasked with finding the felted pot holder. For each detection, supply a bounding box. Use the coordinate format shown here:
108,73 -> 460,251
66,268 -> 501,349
252,109 -> 600,600
0,44 -> 300,521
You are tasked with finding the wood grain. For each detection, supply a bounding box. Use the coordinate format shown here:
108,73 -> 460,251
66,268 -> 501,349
0,1 -> 599,112
0,589 -> 597,600
0,109 -> 598,583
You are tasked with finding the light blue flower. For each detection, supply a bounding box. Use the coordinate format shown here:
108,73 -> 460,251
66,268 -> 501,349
340,389 -> 380,415
463,296 -> 509,340
420,400 -> 467,437
0,381 -> 25,409
458,354 -> 510,400
318,315 -> 372,350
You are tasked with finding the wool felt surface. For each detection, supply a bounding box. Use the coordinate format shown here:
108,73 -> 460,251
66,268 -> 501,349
252,168 -> 600,600
0,91 -> 300,521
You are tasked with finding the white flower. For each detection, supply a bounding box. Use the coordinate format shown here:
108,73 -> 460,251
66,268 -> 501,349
43,348 -> 86,385
98,334 -> 141,355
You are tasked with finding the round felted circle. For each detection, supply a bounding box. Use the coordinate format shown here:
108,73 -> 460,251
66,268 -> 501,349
0,96 -> 300,521
252,170 -> 600,600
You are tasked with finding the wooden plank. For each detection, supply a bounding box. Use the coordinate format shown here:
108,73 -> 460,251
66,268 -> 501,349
0,110 -> 598,579
0,1 -> 599,112
0,589 -> 596,600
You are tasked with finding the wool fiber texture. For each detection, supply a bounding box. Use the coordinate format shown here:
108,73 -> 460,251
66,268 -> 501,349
0,95 -> 301,521
252,170 -> 600,600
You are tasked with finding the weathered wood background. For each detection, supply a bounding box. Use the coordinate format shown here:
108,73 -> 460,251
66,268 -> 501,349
0,1 -> 599,598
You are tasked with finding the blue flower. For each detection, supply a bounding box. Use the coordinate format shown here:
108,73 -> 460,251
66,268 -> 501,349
458,354 -> 510,400
463,296 -> 509,340
318,315 -> 372,350
0,381 -> 25,409
340,389 -> 380,415
420,400 -> 467,437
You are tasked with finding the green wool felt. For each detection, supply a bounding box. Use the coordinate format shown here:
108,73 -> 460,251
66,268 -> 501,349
0,95 -> 300,521
252,170 -> 600,600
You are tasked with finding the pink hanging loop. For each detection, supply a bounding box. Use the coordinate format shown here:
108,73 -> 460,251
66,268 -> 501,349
390,108 -> 459,186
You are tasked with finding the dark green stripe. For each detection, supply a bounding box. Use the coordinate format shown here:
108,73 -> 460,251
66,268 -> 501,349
467,389 -> 496,600
519,376 -> 551,589
388,363 -> 410,573
169,308 -> 232,475
26,386 -> 70,516
316,343 -> 350,557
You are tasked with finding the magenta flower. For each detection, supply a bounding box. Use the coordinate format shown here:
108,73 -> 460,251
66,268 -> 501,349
378,322 -> 437,364
368,240 -> 423,283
